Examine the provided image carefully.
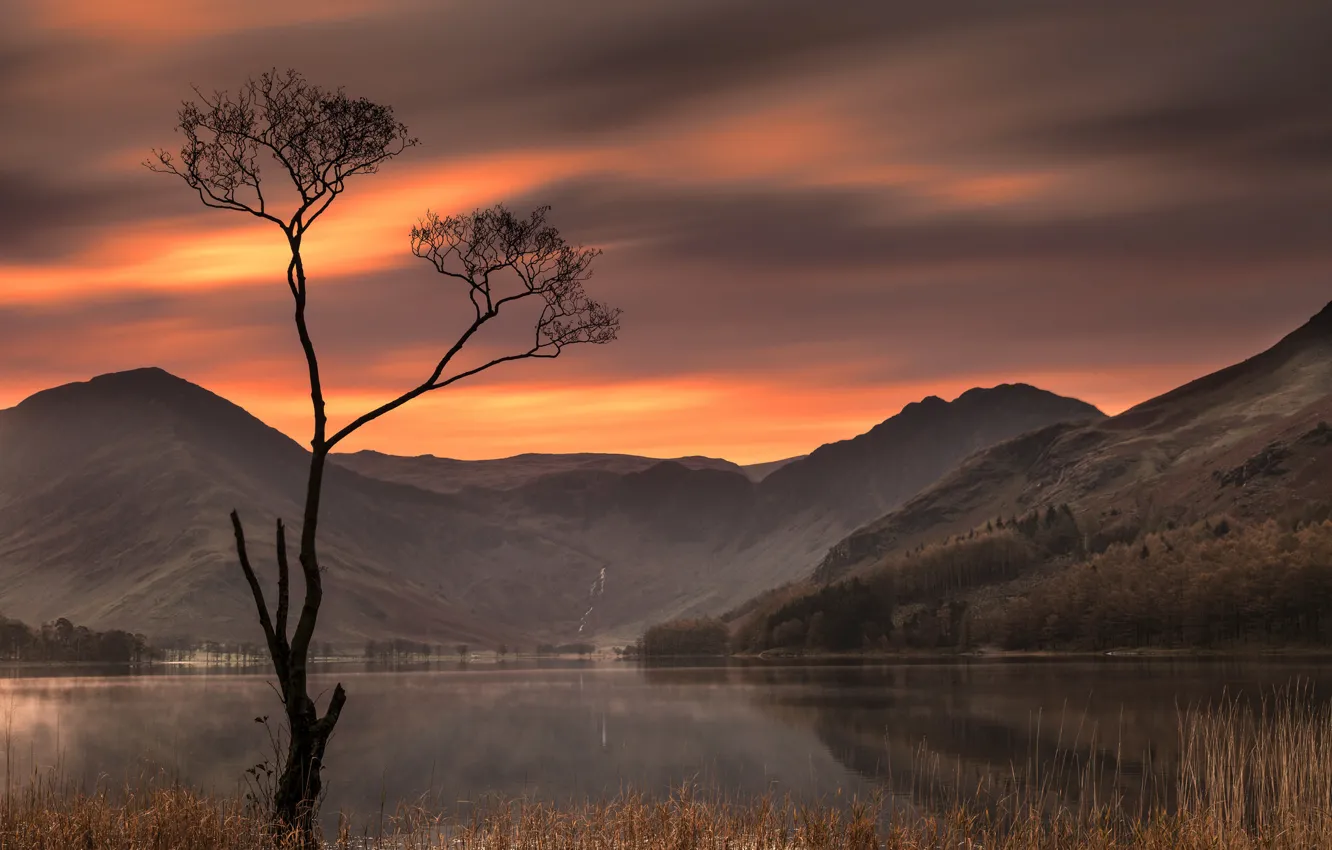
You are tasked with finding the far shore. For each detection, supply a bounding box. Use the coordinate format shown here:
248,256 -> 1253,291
7,645 -> 1332,674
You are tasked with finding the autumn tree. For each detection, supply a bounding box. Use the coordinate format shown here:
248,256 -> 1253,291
148,69 -> 619,838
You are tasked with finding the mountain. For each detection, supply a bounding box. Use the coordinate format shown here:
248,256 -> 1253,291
0,367 -> 1100,646
0,368 -> 555,646
815,300 -> 1332,582
340,384 -> 1102,635
332,450 -> 745,493
331,450 -> 800,491
755,384 -> 1103,526
739,455 -> 806,482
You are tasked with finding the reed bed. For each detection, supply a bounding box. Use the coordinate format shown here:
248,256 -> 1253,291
4,690 -> 1332,849
0,773 -> 291,848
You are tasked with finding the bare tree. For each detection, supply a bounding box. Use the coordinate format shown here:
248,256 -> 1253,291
148,69 -> 619,838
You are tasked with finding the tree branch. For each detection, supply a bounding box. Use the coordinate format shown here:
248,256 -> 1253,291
275,519 -> 290,644
314,683 -> 347,739
231,510 -> 289,688
323,311 -> 488,450
289,544 -> 324,678
322,204 -> 619,452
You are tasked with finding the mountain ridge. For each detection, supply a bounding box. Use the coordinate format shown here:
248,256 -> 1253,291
812,299 -> 1332,583
0,370 -> 1097,644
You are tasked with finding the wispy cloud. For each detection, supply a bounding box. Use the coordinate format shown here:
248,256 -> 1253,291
2,0 -> 1329,460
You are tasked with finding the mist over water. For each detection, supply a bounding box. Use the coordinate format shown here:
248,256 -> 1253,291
1,659 -> 1327,826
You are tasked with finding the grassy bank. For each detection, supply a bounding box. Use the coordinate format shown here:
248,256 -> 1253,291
4,691 -> 1332,848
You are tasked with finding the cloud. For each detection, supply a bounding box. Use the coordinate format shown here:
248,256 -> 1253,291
3,0 -> 1332,459
1023,5 -> 1332,175
0,170 -> 193,260
523,176 -> 1332,269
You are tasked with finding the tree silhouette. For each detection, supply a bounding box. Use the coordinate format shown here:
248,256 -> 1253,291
148,68 -> 619,839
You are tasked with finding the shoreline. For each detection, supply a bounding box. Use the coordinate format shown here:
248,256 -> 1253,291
736,645 -> 1332,661
8,645 -> 1332,673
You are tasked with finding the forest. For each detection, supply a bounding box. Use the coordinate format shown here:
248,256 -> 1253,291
729,503 -> 1332,654
993,517 -> 1332,649
638,617 -> 730,657
0,614 -> 150,663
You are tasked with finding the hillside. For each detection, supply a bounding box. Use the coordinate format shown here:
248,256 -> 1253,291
815,300 -> 1332,582
0,369 -> 557,646
729,300 -> 1332,654
347,383 -> 1102,637
757,384 -> 1103,526
740,455 -> 806,482
0,370 -> 1096,645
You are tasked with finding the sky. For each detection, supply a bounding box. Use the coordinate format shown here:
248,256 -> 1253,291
1,0 -> 1330,463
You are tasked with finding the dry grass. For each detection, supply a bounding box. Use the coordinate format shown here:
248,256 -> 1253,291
5,691 -> 1332,849
0,774 -> 288,848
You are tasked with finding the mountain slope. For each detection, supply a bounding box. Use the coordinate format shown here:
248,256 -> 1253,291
740,455 -> 806,482
0,369 -> 1101,645
815,300 -> 1332,582
347,385 -> 1104,637
756,384 -> 1103,528
0,369 -> 593,646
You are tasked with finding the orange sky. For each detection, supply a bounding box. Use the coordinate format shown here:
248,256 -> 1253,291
3,0 -> 1329,463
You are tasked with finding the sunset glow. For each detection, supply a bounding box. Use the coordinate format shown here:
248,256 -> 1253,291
3,0 -> 1329,462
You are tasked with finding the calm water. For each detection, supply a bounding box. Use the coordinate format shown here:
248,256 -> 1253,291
1,659 -> 1328,823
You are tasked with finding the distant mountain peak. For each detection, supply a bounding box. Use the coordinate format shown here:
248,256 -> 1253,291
83,366 -> 192,391
11,366 -> 213,413
893,384 -> 1103,424
4,367 -> 310,474
958,382 -> 1044,398
98,365 -> 173,379
755,382 -> 1104,533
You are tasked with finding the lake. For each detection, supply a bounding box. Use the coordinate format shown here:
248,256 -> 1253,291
1,658 -> 1327,827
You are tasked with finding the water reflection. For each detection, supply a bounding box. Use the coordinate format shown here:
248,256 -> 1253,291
0,659 -> 1326,825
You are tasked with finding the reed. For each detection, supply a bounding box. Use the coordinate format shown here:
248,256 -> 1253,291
3,689 -> 1331,849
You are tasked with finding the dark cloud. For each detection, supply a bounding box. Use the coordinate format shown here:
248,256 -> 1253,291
11,1 -> 1332,216
3,251 -> 1324,406
0,170 -> 191,259
520,176 -> 1332,270
157,1 -> 1053,143
4,0 -> 1332,445
1023,4 -> 1332,174
136,0 -> 1332,169
1044,99 -> 1332,172
0,23 -> 87,87
445,0 -> 1059,136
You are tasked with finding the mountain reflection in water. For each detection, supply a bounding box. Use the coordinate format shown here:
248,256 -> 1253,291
1,659 -> 1325,825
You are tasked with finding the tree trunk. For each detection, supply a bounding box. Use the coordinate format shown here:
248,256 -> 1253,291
230,447 -> 346,845
273,684 -> 346,836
